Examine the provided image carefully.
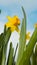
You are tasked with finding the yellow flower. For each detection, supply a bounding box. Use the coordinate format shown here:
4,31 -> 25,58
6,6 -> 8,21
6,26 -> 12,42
5,16 -> 20,32
26,32 -> 30,40
34,23 -> 37,28
19,30 -> 30,40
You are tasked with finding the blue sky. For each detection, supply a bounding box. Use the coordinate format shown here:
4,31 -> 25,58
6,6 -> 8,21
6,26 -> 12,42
0,0 -> 37,31
0,0 -> 37,50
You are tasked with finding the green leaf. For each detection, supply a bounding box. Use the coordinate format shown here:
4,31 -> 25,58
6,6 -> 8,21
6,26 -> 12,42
1,47 -> 6,65
0,9 -> 1,14
14,43 -> 18,60
36,57 -> 37,65
0,28 -> 11,65
16,6 -> 26,65
35,44 -> 37,56
18,28 -> 37,65
35,44 -> 37,65
4,25 -> 7,35
0,33 -> 4,48
4,28 -> 11,53
0,47 -> 3,64
4,28 -> 11,45
7,42 -> 14,65
31,53 -> 36,65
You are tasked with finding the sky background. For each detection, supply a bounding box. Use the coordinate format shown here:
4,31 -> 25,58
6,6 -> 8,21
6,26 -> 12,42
0,0 -> 37,50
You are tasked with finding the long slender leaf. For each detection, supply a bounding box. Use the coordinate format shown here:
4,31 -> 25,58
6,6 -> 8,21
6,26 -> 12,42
1,47 -> 6,65
16,6 -> 26,65
18,28 -> 37,65
31,53 -> 36,65
7,42 -> 14,65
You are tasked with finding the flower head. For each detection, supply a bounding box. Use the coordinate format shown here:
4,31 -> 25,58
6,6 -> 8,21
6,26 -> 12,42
26,32 -> 30,40
34,23 -> 37,28
5,16 -> 20,32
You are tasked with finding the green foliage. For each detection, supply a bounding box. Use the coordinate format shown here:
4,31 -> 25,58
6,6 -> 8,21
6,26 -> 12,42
0,6 -> 37,65
0,9 -> 1,14
0,26 -> 11,65
16,7 -> 37,65
16,7 -> 26,65
31,52 -> 36,65
7,42 -> 14,65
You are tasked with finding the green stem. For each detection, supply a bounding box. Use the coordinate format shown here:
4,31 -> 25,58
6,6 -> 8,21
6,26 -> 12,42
18,28 -> 37,65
